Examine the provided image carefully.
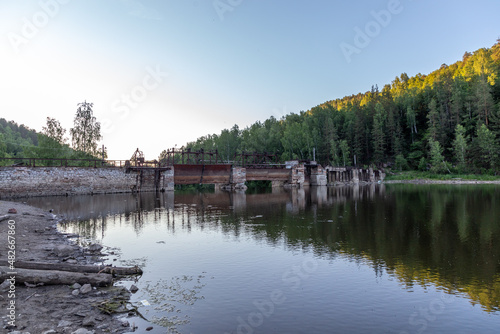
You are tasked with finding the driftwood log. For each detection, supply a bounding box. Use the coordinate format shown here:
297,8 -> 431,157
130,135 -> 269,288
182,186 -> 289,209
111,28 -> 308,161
0,215 -> 11,222
0,266 -> 113,286
0,260 -> 143,276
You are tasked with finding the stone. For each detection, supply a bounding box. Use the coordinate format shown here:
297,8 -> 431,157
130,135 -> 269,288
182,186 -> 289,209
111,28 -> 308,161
54,245 -> 74,257
7,208 -> 17,214
57,320 -> 72,327
119,318 -> 130,327
0,279 -> 11,292
71,283 -> 82,290
66,259 -> 78,264
42,330 -> 57,334
82,316 -> 96,327
88,244 -> 103,253
74,312 -> 87,318
129,284 -> 139,293
80,284 -> 92,294
71,329 -> 95,334
72,289 -> 80,296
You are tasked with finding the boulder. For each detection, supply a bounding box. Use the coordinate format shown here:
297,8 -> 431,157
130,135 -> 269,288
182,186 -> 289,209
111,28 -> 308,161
54,245 -> 75,257
80,283 -> 92,294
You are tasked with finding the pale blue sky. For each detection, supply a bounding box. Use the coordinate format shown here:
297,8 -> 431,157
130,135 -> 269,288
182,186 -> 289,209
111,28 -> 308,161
1,0 -> 499,159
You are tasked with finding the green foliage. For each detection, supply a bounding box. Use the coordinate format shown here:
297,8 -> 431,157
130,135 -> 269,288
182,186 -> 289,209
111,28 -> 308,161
339,139 -> 350,166
476,124 -> 498,169
418,157 -> 427,171
428,138 -> 450,173
394,154 -> 409,171
36,134 -> 69,165
245,180 -> 272,191
70,101 -> 102,157
1,108 -> 104,166
0,118 -> 38,164
371,102 -> 386,163
174,184 -> 214,192
452,124 -> 468,172
173,41 -> 500,173
385,170 -> 500,181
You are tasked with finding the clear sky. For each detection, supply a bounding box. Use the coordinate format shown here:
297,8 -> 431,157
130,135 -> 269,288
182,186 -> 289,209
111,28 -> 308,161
1,0 -> 499,159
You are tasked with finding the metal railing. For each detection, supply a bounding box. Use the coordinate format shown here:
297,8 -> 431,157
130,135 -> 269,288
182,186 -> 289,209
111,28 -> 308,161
0,157 -> 126,168
0,150 -> 286,169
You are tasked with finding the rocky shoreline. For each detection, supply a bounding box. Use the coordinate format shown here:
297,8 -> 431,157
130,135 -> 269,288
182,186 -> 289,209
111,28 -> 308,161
0,200 -> 142,334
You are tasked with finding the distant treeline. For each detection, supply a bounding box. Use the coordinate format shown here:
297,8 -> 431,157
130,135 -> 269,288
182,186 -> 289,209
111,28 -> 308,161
178,41 -> 500,174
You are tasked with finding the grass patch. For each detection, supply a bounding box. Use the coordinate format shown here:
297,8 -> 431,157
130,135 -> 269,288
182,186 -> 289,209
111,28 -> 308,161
245,180 -> 272,193
174,184 -> 215,192
385,171 -> 500,181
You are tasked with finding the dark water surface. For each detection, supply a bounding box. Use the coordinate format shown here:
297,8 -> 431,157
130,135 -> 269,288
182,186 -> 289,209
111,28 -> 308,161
20,184 -> 500,333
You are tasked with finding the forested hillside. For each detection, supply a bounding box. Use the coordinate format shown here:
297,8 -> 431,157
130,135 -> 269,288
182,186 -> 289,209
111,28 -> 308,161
0,118 -> 39,159
181,41 -> 500,173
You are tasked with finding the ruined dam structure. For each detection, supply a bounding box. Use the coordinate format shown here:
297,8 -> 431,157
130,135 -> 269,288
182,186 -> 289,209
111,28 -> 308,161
325,166 -> 386,184
0,152 -> 385,198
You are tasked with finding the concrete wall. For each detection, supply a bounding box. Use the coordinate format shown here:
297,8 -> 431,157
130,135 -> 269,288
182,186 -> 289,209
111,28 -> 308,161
285,163 -> 305,188
0,167 -> 139,199
310,165 -> 327,186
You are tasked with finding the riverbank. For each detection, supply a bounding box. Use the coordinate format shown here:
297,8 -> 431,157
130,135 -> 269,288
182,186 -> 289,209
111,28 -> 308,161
384,179 -> 500,184
0,200 -> 142,334
384,171 -> 500,184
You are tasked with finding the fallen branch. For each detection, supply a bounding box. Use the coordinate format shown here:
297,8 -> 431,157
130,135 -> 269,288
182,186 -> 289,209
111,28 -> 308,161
0,266 -> 113,286
0,260 -> 142,276
0,215 -> 11,222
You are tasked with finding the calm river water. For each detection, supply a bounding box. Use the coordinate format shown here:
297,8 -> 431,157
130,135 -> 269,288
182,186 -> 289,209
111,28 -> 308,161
21,184 -> 500,333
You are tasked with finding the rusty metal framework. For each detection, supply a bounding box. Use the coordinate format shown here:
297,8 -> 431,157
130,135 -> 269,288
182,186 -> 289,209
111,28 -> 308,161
125,148 -> 160,168
159,148 -> 283,168
160,148 -> 222,166
130,148 -> 145,165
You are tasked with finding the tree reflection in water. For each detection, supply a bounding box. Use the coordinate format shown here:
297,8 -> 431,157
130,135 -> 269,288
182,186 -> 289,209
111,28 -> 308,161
23,184 -> 500,313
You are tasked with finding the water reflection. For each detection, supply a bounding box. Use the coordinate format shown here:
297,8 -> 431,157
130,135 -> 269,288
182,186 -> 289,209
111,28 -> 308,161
20,184 -> 500,314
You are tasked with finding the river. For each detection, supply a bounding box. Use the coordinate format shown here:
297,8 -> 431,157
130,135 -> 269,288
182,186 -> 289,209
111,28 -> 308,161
20,184 -> 500,333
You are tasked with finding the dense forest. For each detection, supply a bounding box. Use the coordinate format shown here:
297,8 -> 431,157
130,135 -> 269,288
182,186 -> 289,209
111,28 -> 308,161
180,41 -> 500,173
0,118 -> 40,161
